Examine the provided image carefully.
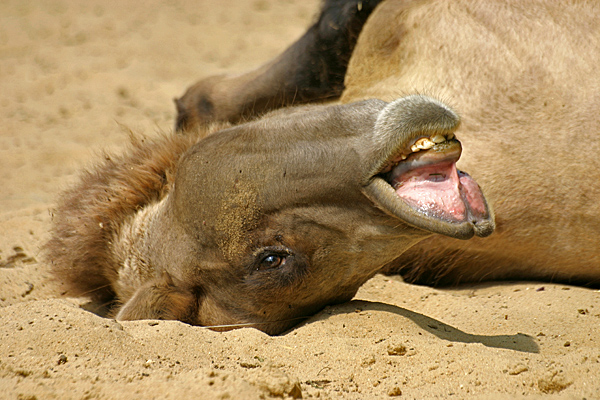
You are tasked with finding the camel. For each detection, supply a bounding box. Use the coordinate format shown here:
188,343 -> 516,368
48,0 -> 600,334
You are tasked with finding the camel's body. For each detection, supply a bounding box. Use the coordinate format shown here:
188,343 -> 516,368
343,0 -> 600,284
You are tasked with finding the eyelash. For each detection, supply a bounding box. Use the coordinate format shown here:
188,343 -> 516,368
246,246 -> 308,288
254,247 -> 292,272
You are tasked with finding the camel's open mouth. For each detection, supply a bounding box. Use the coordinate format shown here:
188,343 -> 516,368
365,133 -> 494,239
383,135 -> 490,223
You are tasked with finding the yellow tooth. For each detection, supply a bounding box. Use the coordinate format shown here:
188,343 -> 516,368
410,145 -> 421,152
422,138 -> 435,149
412,137 -> 435,151
431,134 -> 446,144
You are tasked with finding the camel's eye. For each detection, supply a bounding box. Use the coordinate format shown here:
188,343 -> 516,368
257,254 -> 286,271
247,246 -> 307,287
254,246 -> 292,271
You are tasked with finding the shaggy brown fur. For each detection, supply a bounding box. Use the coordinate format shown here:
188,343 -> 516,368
45,125 -> 226,305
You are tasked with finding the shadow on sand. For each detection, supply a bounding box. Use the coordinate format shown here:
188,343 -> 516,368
307,299 -> 539,354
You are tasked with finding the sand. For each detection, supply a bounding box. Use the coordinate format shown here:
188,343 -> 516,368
1,0 -> 599,398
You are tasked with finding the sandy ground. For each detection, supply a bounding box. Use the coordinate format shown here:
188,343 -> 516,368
1,0 -> 599,399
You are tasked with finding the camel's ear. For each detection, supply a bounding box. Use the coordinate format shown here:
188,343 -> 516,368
115,272 -> 196,323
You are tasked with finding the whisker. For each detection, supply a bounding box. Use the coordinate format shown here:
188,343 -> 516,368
58,284 -> 115,301
75,283 -> 114,297
97,299 -> 118,309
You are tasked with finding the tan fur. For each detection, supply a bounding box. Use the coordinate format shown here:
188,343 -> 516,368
115,271 -> 196,322
343,0 -> 600,284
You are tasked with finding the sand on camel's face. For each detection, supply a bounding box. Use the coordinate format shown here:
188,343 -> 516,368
1,1 -> 598,399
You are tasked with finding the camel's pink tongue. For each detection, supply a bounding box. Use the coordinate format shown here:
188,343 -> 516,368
393,162 -> 469,222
